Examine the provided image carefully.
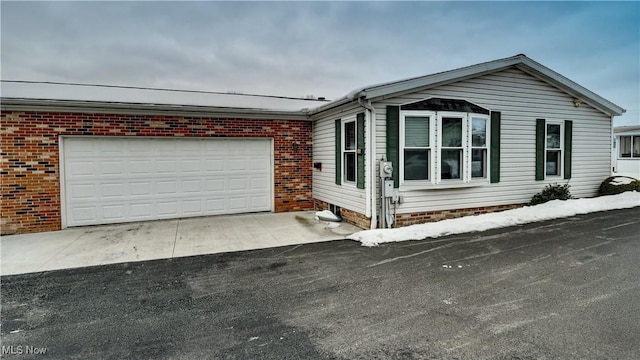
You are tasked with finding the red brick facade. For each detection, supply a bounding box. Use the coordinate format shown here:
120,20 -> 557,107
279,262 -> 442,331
314,198 -> 524,229
0,111 -> 313,235
394,204 -> 525,227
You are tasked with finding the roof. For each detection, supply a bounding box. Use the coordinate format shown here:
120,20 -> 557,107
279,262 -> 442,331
0,81 -> 329,119
1,54 -> 625,118
614,126 -> 640,134
311,54 -> 626,117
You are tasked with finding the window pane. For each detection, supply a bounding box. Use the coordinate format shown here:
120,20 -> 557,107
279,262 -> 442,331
620,136 -> 631,157
472,118 -> 487,147
441,149 -> 462,179
547,124 -> 561,149
472,149 -> 486,178
634,136 -> 640,157
345,153 -> 356,182
405,116 -> 430,147
404,149 -> 429,180
546,150 -> 560,175
345,122 -> 356,150
442,118 -> 462,147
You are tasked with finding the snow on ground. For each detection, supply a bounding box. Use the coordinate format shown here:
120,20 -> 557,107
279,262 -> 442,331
609,176 -> 635,186
348,192 -> 640,247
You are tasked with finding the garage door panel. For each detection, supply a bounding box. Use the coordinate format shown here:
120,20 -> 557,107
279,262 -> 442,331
131,202 -> 153,218
64,137 -> 272,227
67,160 -> 96,177
102,204 -> 127,220
129,160 -> 152,174
101,183 -> 126,198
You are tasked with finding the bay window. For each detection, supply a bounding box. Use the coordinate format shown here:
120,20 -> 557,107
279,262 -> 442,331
401,113 -> 433,181
471,117 -> 488,178
400,109 -> 489,185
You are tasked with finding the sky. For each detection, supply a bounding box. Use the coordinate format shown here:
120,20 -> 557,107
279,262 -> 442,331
347,188 -> 640,247
1,1 -> 638,126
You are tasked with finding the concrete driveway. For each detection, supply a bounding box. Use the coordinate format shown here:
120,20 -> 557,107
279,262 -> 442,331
1,207 -> 639,359
0,211 -> 360,275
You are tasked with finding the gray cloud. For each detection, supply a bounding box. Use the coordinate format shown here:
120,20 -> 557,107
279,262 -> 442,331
1,1 -> 638,125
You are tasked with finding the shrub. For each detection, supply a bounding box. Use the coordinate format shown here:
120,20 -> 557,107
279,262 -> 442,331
530,183 -> 572,205
598,176 -> 640,196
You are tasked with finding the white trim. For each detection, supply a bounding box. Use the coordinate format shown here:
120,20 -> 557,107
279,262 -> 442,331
364,110 -> 371,218
544,120 -> 565,178
59,136 -> 67,229
270,137 -> 275,212
341,116 -> 358,185
470,114 -> 491,181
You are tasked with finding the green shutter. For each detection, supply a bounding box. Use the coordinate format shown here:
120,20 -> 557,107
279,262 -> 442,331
356,112 -> 365,189
335,119 -> 341,185
564,120 -> 572,179
386,106 -> 400,188
535,118 -> 545,181
490,111 -> 501,183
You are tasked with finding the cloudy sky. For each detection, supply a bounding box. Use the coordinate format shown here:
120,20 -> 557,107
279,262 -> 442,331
1,1 -> 638,125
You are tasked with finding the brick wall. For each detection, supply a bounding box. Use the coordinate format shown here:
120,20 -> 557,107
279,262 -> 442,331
314,199 -> 370,229
314,198 -> 524,229
394,204 -> 525,227
1,111 -> 313,234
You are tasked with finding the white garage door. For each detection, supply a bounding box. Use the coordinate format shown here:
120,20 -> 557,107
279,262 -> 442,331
62,137 -> 272,227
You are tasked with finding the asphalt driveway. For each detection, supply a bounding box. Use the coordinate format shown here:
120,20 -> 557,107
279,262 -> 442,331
1,207 -> 639,359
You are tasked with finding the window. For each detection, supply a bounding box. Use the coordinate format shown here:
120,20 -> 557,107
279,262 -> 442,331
619,135 -> 640,158
471,117 -> 488,178
399,110 -> 489,184
441,117 -> 463,179
401,113 -> 433,181
343,120 -> 356,182
546,123 -> 562,176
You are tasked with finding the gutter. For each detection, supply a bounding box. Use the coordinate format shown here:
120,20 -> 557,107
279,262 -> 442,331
358,97 -> 378,230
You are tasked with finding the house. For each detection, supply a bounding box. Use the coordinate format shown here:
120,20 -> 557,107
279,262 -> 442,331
612,126 -> 640,179
0,54 -> 625,235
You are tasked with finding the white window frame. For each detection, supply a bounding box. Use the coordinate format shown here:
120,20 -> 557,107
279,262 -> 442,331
399,110 -> 490,186
400,111 -> 436,185
342,118 -> 357,185
618,135 -> 640,159
469,114 -> 490,180
437,112 -> 468,183
545,121 -> 564,178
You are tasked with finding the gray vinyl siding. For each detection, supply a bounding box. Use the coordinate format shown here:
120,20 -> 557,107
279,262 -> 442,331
312,105 -> 368,214
373,68 -> 612,214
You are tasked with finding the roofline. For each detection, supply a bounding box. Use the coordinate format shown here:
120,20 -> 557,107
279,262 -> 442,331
310,54 -> 625,117
0,98 -> 313,121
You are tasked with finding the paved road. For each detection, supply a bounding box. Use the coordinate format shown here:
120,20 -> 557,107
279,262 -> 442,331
1,207 -> 639,359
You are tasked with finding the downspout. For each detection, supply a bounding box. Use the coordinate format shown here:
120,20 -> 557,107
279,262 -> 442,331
359,97 -> 378,229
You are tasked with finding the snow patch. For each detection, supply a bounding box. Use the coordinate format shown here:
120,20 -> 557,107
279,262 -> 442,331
609,176 -> 634,186
315,210 -> 341,222
348,192 -> 640,247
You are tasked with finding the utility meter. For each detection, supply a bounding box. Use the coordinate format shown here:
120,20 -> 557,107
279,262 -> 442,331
380,161 -> 393,178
